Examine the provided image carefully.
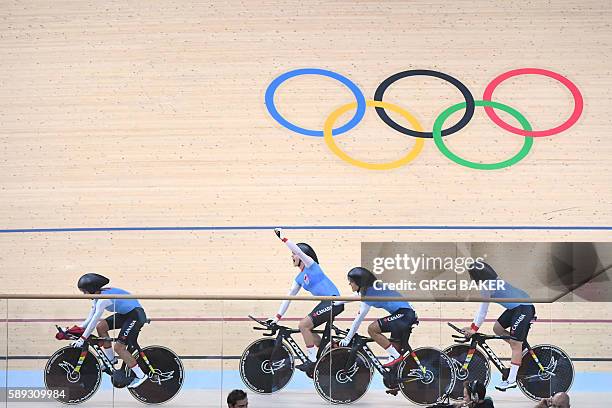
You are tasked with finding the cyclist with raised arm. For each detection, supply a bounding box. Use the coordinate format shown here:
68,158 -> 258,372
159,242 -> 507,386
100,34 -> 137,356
268,228 -> 344,374
73,273 -> 149,389
462,262 -> 536,391
336,267 -> 417,367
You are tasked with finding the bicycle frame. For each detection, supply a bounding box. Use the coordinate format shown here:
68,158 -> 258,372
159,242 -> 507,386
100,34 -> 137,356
55,325 -> 156,377
275,326 -> 310,363
348,330 -> 430,386
448,322 -> 547,379
248,315 -> 342,364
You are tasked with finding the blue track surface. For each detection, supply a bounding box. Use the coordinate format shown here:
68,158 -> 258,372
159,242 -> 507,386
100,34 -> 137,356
1,369 -> 610,392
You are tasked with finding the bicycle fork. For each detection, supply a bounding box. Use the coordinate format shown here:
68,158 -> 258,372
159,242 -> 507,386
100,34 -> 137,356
73,349 -> 89,375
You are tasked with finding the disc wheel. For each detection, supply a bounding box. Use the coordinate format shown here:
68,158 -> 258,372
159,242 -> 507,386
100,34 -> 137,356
44,346 -> 101,404
398,347 -> 455,405
127,345 -> 184,404
239,338 -> 294,394
443,344 -> 490,400
518,344 -> 574,401
313,347 -> 373,404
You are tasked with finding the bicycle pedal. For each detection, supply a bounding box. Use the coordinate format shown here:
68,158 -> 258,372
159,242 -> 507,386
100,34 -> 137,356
385,387 -> 400,396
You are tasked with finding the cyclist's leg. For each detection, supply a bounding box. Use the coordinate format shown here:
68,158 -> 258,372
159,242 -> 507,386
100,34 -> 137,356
507,305 -> 535,363
373,309 -> 415,365
300,301 -> 333,362
494,309 -> 518,377
367,320 -> 390,348
393,309 -> 416,354
497,305 -> 535,389
298,315 -> 316,346
97,319 -> 111,347
100,314 -> 125,362
320,302 -> 344,351
114,308 -> 146,378
368,320 -> 402,367
494,308 -> 514,340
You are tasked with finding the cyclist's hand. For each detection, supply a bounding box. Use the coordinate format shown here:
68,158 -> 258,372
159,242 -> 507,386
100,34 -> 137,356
273,228 -> 285,241
339,337 -> 352,347
266,315 -> 280,325
462,327 -> 476,338
71,336 -> 87,348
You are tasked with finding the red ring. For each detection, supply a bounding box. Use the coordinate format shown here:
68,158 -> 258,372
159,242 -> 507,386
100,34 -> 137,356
482,68 -> 583,137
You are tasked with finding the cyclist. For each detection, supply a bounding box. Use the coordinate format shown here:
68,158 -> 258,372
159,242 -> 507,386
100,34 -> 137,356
267,228 -> 344,373
462,262 -> 536,391
73,273 -> 149,389
336,267 -> 417,367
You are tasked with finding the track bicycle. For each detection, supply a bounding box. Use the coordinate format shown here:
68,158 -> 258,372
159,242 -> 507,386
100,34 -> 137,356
313,320 -> 455,405
444,322 -> 574,401
45,324 -> 184,404
239,315 -> 344,394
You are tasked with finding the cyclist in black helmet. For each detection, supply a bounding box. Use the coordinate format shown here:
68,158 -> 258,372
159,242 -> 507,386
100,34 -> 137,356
267,228 -> 344,374
74,273 -> 148,389
462,262 -> 535,392
335,267 -> 417,367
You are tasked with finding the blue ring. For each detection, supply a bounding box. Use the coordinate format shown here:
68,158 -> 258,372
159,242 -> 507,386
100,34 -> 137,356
264,68 -> 367,137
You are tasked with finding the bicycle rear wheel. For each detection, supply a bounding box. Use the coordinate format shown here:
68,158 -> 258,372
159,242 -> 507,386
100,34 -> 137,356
398,347 -> 455,405
443,344 -> 490,400
127,345 -> 184,404
518,344 -> 574,401
239,338 -> 294,394
44,346 -> 101,404
313,347 -> 372,404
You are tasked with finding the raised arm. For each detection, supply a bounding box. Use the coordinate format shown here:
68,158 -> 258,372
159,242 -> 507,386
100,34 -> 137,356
274,228 -> 314,268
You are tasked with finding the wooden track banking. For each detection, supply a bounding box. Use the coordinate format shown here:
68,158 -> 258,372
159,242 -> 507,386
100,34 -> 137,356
1,0 -> 612,405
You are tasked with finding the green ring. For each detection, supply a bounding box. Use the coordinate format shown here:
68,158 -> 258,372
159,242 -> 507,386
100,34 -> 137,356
432,100 -> 534,170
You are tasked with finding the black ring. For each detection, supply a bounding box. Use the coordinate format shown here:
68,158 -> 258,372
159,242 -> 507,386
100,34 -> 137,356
373,69 -> 475,139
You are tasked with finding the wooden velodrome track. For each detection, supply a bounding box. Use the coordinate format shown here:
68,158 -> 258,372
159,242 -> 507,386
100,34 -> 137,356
1,0 -> 612,406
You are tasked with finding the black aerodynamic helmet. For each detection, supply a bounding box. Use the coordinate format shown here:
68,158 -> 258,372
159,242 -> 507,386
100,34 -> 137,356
467,261 -> 498,282
347,267 -> 377,291
297,242 -> 318,263
77,273 -> 110,294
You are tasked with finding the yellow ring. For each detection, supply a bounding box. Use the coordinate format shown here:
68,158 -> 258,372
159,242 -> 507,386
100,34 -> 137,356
323,100 -> 425,170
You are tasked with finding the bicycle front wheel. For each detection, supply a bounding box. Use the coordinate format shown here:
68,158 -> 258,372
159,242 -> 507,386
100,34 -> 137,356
443,344 -> 490,400
313,347 -> 373,404
127,345 -> 185,404
518,344 -> 574,401
44,346 -> 101,404
239,338 -> 294,394
398,347 -> 455,406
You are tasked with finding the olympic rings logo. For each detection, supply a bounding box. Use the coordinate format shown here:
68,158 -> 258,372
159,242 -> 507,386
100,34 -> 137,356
265,68 -> 583,170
